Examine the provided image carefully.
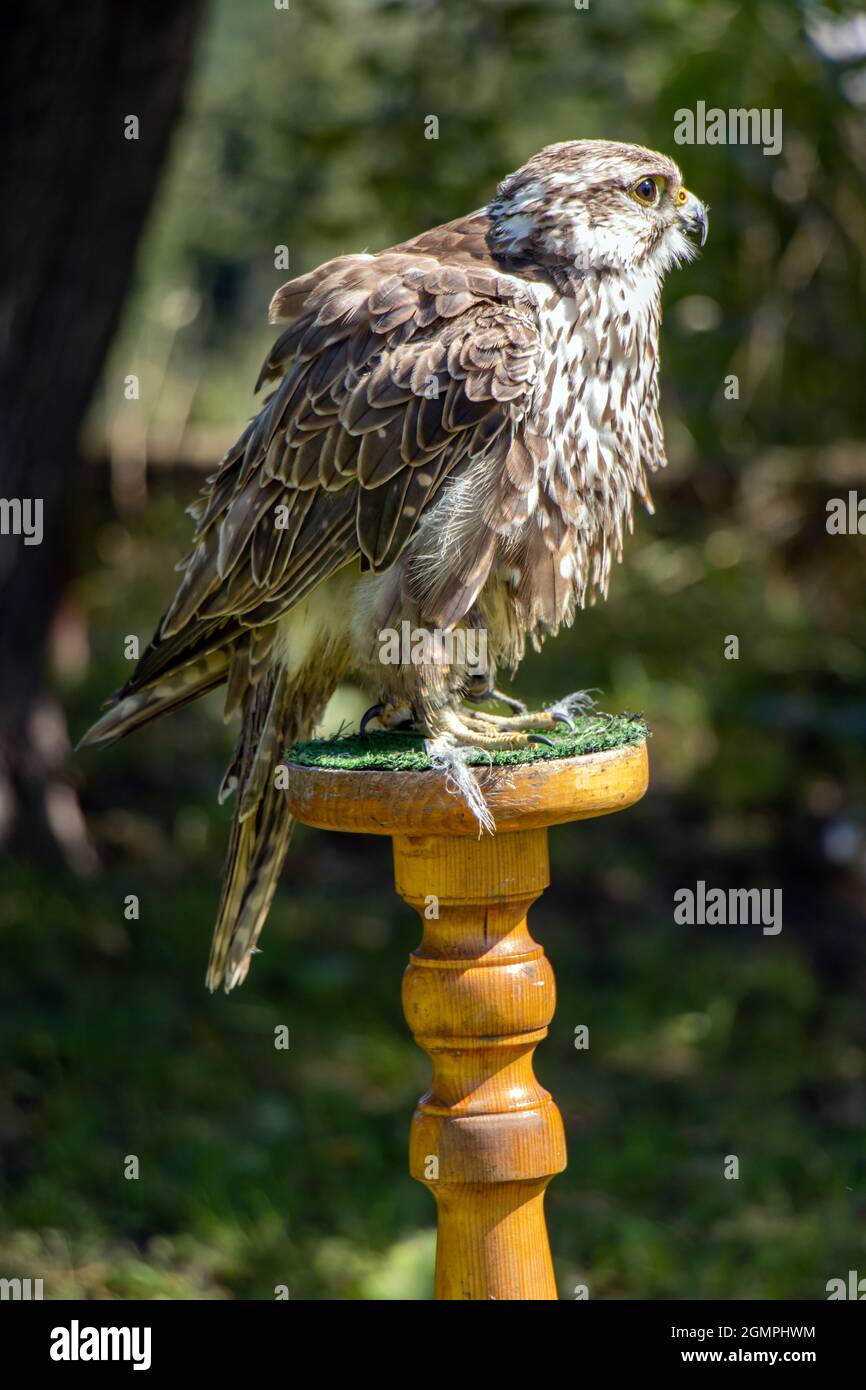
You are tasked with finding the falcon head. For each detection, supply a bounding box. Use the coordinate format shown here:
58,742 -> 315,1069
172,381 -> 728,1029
487,139 -> 708,276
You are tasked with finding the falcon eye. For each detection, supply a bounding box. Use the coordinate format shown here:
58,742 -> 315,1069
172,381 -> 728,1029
631,176 -> 663,206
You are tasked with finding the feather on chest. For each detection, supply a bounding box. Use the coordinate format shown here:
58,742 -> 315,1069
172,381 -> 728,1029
525,271 -> 662,504
486,269 -> 668,635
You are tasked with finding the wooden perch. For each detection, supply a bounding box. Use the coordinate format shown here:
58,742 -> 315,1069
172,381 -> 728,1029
284,732 -> 649,1300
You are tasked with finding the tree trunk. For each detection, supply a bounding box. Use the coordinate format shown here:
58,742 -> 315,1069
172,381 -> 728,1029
0,0 -> 203,866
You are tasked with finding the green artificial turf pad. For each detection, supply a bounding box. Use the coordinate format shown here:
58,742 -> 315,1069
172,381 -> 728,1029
287,712 -> 648,772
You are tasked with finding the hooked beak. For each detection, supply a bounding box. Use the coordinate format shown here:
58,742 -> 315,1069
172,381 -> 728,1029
677,188 -> 708,248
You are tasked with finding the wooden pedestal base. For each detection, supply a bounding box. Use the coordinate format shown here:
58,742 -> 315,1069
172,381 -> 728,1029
285,740 -> 648,1301
397,828 -> 563,1299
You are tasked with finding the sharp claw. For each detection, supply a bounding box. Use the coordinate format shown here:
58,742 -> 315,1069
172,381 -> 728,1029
528,733 -> 555,748
359,702 -> 385,737
550,713 -> 575,732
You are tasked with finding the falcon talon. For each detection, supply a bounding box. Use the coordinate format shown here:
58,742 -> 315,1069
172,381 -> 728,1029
359,702 -> 385,737
528,734 -> 556,748
547,711 -> 576,731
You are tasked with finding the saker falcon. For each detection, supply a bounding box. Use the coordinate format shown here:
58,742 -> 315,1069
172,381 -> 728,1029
81,139 -> 708,990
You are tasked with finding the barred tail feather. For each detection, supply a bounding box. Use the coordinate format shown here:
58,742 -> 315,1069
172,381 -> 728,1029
205,775 -> 296,992
205,663 -> 337,993
77,649 -> 230,748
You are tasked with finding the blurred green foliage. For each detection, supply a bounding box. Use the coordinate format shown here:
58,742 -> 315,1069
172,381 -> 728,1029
3,0 -> 866,1298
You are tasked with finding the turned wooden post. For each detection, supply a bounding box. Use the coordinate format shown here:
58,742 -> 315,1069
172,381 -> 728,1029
284,740 -> 648,1300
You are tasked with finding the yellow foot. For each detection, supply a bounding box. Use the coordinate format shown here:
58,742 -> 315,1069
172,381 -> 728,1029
463,688 -> 599,736
464,708 -> 561,734
424,707 -> 555,754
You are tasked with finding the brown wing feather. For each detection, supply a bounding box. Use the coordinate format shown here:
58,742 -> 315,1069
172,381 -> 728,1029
101,220 -> 540,721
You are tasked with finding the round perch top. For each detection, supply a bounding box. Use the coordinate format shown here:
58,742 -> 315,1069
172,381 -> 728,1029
283,714 -> 649,837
